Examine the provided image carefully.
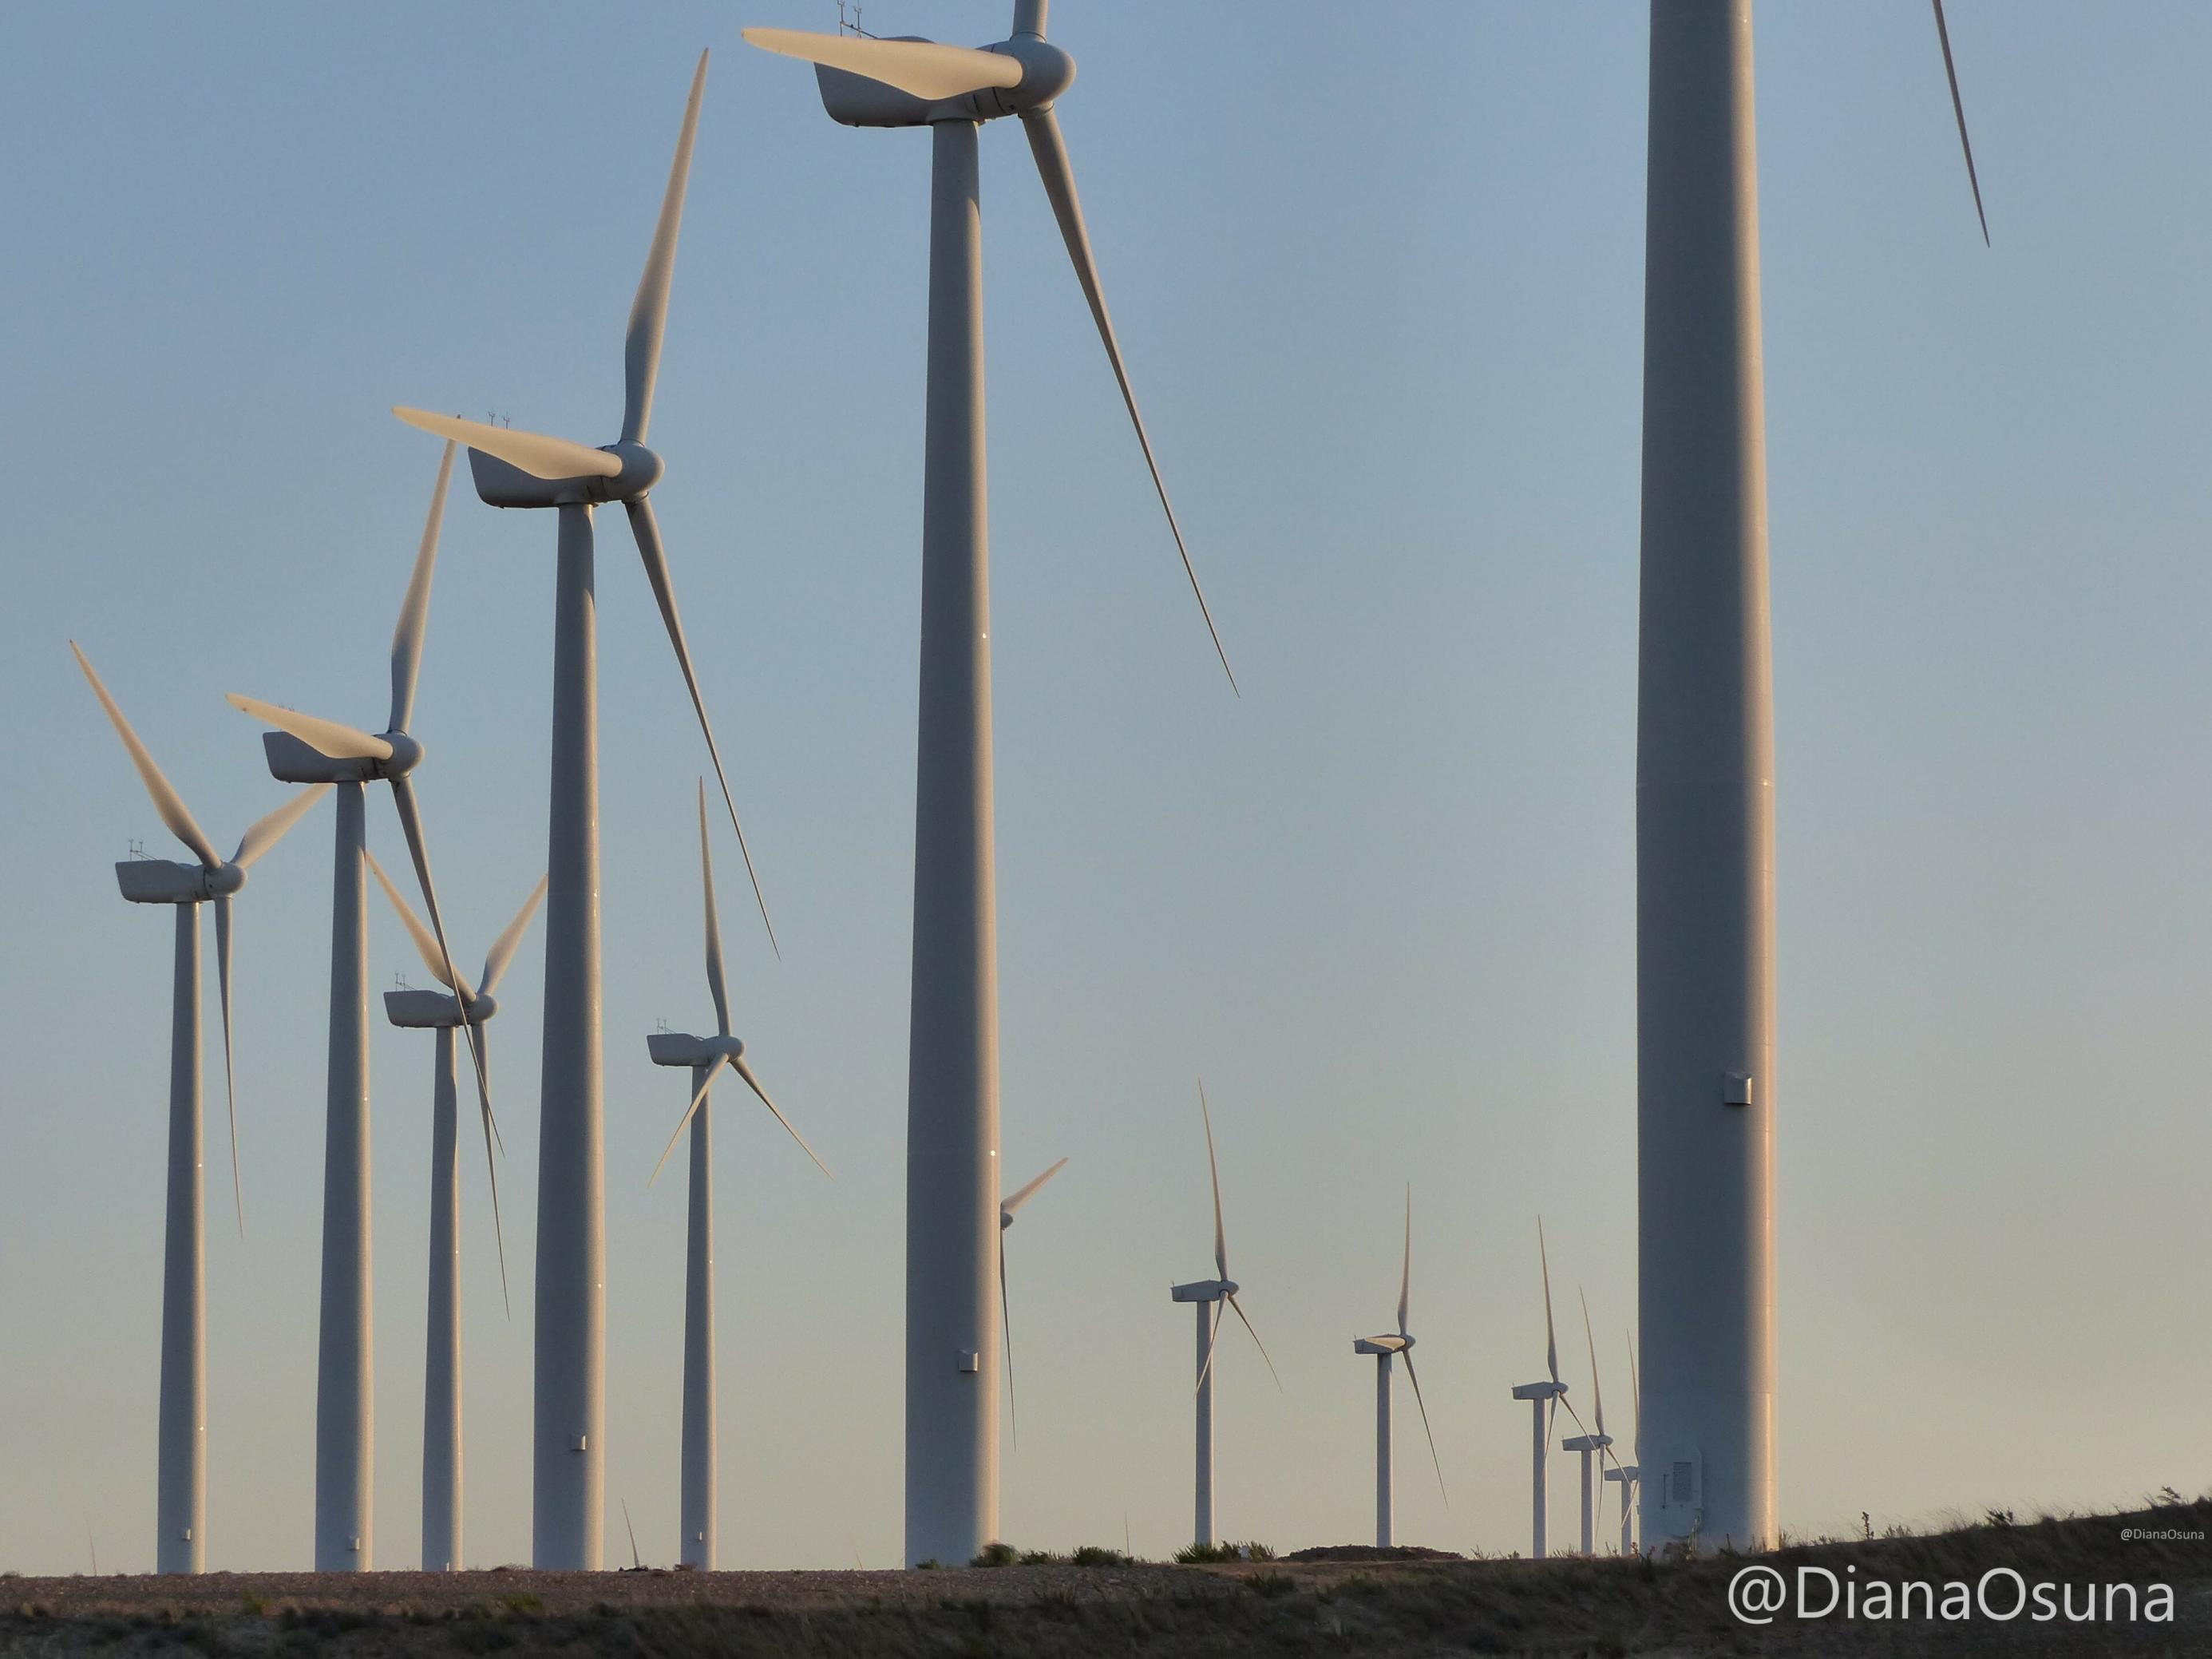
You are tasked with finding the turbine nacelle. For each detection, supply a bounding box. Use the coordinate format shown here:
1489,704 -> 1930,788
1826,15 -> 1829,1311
261,729 -> 425,785
1562,1433 -> 1613,1453
1353,1333 -> 1411,1356
113,858 -> 245,906
646,1030 -> 746,1070
465,441 -> 664,511
808,35 -> 1075,130
1170,1276 -> 1236,1303
1511,1380 -> 1567,1402
383,988 -> 499,1030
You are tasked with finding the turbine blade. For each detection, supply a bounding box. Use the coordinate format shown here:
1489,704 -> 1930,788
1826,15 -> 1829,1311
389,440 -> 455,734
1581,1286 -> 1605,1440
1539,1217 -> 1560,1386
1199,1081 -> 1226,1281
625,497 -> 778,957
70,642 -> 220,868
226,693 -> 393,763
1557,1388 -> 1593,1446
363,845 -> 462,992
1627,1328 -> 1640,1461
1397,1183 -> 1411,1337
740,27 -> 1022,101
390,775 -> 506,1310
623,50 -> 707,447
698,779 -> 730,1038
622,1498 -> 642,1570
231,784 -> 330,869
477,873 -> 548,996
1000,1235 -> 1017,1450
1225,1290 -> 1281,1391
1000,1156 -> 1068,1221
650,1051 -> 729,1186
480,1071 -> 511,1319
1400,1348 -> 1448,1507
391,408 -> 621,481
213,894 -> 242,1237
1930,0 -> 1990,245
1193,1299 -> 1225,1396
1021,107 -> 1237,695
733,1054 -> 831,1180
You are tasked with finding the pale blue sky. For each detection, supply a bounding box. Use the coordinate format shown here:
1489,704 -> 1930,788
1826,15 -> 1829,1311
3,1 -> 2207,1574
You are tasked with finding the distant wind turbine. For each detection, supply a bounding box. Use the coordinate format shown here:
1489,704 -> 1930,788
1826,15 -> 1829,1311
1603,1330 -> 1641,1556
368,850 -> 545,1572
647,782 -> 829,1570
1507,1220 -> 1570,1560
1351,1186 -> 1446,1548
1560,1289 -> 1616,1556
391,48 -> 774,1569
224,440 -> 496,1572
72,642 -> 327,1574
999,1155 -> 1068,1447
1170,1086 -> 1276,1548
745,0 -> 1235,1569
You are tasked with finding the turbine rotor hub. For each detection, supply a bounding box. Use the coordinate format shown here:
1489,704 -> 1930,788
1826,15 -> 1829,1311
975,37 -> 1075,118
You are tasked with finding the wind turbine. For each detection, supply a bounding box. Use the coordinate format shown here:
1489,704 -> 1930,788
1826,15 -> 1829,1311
224,441 -> 495,1571
997,1154 -> 1066,1448
1170,1087 -> 1276,1549
1351,1186 -> 1445,1549
1603,1330 -> 1641,1556
1632,0 -> 1985,1552
72,642 -> 327,1574
366,851 -> 545,1573
1560,1289 -> 1616,1556
390,49 -> 776,1569
744,0 -> 1234,1568
646,781 -> 829,1570
1507,1220 -> 1570,1560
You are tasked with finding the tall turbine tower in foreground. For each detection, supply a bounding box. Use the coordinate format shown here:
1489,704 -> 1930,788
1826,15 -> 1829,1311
1634,0 -> 1986,1552
225,442 -> 496,1571
393,49 -> 774,1568
1350,1187 -> 1445,1549
369,853 -> 545,1572
646,782 -> 829,1570
745,0 -> 1235,1566
73,643 -> 326,1574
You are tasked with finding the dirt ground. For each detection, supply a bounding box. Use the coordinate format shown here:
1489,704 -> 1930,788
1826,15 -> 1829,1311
3,1499 -> 2207,1656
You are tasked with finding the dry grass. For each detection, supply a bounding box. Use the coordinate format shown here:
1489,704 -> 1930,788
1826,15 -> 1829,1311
2,1495 -> 2206,1656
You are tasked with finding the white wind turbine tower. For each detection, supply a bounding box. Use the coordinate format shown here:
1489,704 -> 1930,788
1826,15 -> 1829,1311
1560,1289 -> 1616,1556
366,851 -> 546,1573
1603,1331 -> 1640,1556
1170,1087 -> 1277,1550
646,782 -> 830,1571
997,1155 -> 1067,1448
1350,1186 -> 1445,1550
224,441 -> 499,1571
1632,0 -> 1987,1551
391,49 -> 777,1568
72,643 -> 327,1574
744,0 -> 1235,1567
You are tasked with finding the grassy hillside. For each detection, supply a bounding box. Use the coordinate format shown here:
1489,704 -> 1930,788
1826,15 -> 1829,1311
3,1494 -> 2206,1656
